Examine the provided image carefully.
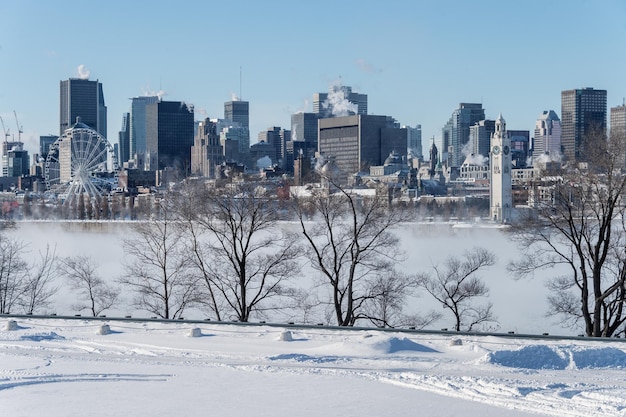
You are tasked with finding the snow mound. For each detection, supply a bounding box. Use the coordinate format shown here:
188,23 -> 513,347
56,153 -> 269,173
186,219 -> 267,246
572,347 -> 626,369
371,337 -> 439,354
486,345 -> 626,370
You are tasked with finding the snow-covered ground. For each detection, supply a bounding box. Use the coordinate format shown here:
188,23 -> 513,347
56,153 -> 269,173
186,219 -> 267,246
2,317 -> 626,417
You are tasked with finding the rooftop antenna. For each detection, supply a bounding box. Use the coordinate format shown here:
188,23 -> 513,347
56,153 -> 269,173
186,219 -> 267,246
239,66 -> 242,100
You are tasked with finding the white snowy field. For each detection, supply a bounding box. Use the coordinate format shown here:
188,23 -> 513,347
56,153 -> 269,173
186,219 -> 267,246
2,317 -> 626,417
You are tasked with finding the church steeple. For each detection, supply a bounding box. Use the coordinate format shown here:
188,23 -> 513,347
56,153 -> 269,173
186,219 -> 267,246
429,137 -> 438,178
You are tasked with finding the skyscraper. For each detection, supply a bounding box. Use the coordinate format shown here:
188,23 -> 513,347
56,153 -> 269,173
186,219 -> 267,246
130,96 -> 159,160
533,110 -> 562,163
610,104 -> 626,138
145,100 -> 194,173
404,124 -> 423,160
39,135 -> 58,161
561,88 -> 607,163
118,112 -> 130,166
507,130 -> 530,168
59,78 -> 107,137
313,85 -> 367,117
191,118 -> 223,178
468,120 -> 495,158
318,114 -> 406,175
224,100 -> 250,155
441,103 -> 485,168
610,104 -> 626,166
258,126 -> 291,169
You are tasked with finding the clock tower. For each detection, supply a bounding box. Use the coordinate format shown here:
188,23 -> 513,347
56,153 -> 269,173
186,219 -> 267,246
490,113 -> 512,223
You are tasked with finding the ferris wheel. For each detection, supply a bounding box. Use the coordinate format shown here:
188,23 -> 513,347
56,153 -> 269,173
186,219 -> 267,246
45,124 -> 118,206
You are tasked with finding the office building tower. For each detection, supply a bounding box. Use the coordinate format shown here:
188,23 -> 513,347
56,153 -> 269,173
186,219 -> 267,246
561,88 -> 607,162
145,100 -> 194,173
291,112 -> 320,162
490,114 -> 512,223
405,124 -> 423,160
610,104 -> 626,138
468,120 -> 495,158
118,112 -> 130,166
191,118 -> 223,178
441,103 -> 485,168
258,126 -> 291,169
1,142 -> 29,177
223,100 -> 250,156
39,135 -> 59,161
130,96 -> 159,160
533,110 -> 562,163
610,104 -> 626,166
291,112 -> 319,145
313,85 -> 367,117
318,114 -> 406,176
60,78 -> 107,137
507,130 -> 530,168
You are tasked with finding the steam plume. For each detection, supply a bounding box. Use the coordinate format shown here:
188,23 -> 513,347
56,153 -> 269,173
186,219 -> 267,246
77,64 -> 90,80
323,79 -> 358,117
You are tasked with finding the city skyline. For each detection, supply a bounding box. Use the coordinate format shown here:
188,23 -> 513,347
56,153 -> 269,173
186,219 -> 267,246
1,0 -> 626,158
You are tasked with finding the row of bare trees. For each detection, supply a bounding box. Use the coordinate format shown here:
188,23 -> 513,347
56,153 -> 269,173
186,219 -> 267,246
0,232 -> 120,317
112,174 -> 498,330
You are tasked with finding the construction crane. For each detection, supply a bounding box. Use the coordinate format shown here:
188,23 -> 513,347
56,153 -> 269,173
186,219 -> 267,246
13,110 -> 23,142
0,116 -> 10,140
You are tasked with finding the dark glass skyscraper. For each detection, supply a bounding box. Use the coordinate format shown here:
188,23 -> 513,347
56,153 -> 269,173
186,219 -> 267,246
118,112 -> 130,165
59,78 -> 107,138
224,100 -> 250,156
561,88 -> 607,162
224,100 -> 249,129
145,100 -> 194,174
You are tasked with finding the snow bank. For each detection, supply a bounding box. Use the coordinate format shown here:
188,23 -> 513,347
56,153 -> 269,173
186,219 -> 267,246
371,336 -> 439,354
485,344 -> 626,369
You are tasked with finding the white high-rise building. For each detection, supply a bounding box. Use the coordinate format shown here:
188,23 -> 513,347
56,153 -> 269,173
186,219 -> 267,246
533,110 -> 561,163
490,113 -> 512,223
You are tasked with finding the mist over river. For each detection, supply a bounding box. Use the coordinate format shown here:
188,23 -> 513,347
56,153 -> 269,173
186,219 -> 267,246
7,221 -> 569,336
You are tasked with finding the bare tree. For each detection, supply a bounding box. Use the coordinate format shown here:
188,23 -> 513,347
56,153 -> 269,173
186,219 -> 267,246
119,198 -> 199,319
174,180 -> 300,322
171,182 -> 225,321
61,255 -> 119,316
21,245 -> 60,314
0,234 -> 28,314
292,171 -> 416,327
418,247 -> 497,332
362,272 -> 441,329
508,128 -> 626,337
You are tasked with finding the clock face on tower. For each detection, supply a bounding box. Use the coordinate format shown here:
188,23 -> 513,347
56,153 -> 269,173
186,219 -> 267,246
492,145 -> 500,155
503,145 -> 510,155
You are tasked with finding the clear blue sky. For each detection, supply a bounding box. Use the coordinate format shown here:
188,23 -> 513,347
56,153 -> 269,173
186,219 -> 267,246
2,0 -> 626,156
